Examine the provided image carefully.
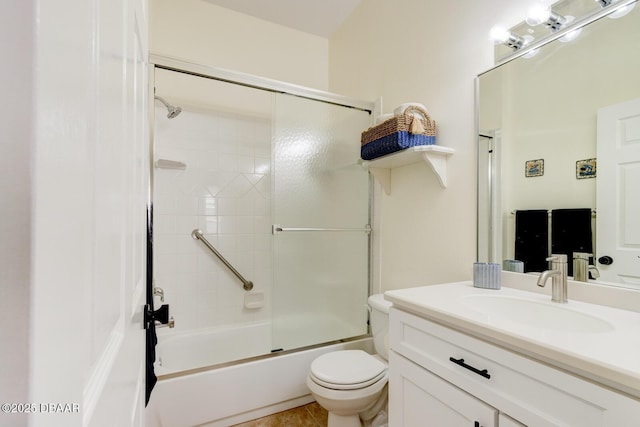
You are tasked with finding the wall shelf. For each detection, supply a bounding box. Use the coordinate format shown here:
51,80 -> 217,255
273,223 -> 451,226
361,145 -> 455,194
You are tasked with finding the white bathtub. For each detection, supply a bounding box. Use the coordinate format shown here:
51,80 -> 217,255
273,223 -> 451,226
146,337 -> 373,427
154,321 -> 272,376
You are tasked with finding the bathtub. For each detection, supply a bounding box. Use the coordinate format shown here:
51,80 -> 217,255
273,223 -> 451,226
145,337 -> 373,427
154,321 -> 272,376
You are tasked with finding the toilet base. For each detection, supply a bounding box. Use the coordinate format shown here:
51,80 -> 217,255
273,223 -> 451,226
328,412 -> 362,427
312,383 -> 388,427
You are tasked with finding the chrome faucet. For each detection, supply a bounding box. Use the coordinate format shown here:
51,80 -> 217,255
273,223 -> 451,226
573,252 -> 600,282
153,287 -> 165,303
537,254 -> 568,303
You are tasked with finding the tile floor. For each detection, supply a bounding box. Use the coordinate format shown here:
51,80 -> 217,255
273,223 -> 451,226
231,402 -> 327,427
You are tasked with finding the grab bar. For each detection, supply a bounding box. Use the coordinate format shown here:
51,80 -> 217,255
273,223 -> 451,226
272,224 -> 371,234
191,229 -> 254,291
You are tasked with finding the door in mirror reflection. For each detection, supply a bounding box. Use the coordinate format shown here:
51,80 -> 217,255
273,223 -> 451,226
596,98 -> 640,287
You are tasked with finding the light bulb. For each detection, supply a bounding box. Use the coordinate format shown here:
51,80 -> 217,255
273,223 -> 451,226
609,3 -> 636,18
526,4 -> 551,26
560,28 -> 581,42
526,3 -> 566,31
489,26 -> 510,44
489,26 -> 526,50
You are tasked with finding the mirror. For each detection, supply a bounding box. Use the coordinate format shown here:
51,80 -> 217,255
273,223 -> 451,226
477,0 -> 640,289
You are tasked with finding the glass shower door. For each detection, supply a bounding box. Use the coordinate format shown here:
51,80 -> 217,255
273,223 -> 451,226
271,93 -> 372,351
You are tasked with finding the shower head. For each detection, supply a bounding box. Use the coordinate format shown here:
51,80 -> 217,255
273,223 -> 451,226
154,95 -> 182,119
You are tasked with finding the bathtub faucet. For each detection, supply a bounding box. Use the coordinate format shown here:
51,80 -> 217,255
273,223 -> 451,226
144,294 -> 175,329
153,287 -> 165,303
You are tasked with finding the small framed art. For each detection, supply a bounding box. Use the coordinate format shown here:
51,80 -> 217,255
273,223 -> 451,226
576,158 -> 596,179
525,159 -> 544,177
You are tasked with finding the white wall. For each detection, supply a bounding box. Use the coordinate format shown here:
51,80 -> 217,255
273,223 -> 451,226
329,0 -> 532,290
149,0 -> 330,90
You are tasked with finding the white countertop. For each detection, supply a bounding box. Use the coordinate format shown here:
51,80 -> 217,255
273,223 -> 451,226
385,281 -> 640,399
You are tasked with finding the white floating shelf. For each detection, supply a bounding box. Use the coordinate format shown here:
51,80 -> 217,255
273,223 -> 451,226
361,145 -> 455,194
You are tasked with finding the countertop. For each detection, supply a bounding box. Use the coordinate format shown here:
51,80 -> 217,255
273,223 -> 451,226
385,281 -> 640,400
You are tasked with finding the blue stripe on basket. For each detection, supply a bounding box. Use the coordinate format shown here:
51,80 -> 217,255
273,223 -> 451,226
361,132 -> 435,160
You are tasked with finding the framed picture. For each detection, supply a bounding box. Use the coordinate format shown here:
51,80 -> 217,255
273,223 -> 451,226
576,158 -> 596,179
525,159 -> 544,177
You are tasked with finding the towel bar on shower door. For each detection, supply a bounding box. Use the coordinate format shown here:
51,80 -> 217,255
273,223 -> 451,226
272,224 -> 371,234
191,229 -> 254,291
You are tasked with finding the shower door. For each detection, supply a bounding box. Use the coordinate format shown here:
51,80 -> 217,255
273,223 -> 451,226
152,63 -> 373,374
271,93 -> 372,351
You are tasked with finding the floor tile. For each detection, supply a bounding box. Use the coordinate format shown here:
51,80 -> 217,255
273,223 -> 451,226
231,402 -> 327,427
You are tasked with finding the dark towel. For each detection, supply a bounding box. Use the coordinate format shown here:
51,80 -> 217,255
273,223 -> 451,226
515,210 -> 549,273
551,208 -> 593,276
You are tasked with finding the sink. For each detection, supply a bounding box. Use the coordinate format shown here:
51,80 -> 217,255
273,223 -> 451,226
460,294 -> 615,333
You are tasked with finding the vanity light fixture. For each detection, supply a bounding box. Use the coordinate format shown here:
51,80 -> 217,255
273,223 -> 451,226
526,3 -> 567,31
489,26 -> 526,50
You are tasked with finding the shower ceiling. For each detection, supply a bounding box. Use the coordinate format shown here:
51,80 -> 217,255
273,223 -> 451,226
203,0 -> 363,37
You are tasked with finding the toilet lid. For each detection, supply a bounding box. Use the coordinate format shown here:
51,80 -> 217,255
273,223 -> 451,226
310,350 -> 386,389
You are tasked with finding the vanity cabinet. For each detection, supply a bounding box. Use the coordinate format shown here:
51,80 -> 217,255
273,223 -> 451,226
389,308 -> 640,427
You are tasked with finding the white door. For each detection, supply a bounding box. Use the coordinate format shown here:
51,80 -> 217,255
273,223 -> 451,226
596,99 -> 640,287
29,0 -> 149,426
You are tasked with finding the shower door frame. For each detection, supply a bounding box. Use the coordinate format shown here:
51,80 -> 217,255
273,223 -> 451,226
148,54 -> 379,371
150,54 -> 375,110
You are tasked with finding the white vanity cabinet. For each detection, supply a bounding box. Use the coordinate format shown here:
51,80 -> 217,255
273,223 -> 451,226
388,307 -> 640,426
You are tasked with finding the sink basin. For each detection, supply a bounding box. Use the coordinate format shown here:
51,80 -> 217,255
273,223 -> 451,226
460,294 -> 615,333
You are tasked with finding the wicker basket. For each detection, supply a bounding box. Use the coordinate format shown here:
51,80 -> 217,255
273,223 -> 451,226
361,105 -> 436,160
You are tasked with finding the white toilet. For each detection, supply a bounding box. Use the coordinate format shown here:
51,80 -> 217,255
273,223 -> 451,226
306,294 -> 392,427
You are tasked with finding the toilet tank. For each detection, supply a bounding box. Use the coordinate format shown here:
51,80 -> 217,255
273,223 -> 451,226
368,294 -> 392,360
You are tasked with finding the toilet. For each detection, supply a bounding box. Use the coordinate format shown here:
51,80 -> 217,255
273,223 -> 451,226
306,294 -> 392,427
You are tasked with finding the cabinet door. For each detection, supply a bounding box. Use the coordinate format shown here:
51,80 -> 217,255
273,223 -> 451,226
390,351 -> 497,427
499,413 -> 526,427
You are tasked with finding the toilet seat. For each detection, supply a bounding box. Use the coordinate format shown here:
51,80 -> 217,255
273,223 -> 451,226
310,370 -> 387,390
309,350 -> 387,390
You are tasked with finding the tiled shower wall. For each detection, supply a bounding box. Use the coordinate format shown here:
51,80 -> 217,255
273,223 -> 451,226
153,107 -> 272,333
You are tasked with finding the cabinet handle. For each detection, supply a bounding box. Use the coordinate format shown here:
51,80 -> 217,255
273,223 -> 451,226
449,357 -> 491,379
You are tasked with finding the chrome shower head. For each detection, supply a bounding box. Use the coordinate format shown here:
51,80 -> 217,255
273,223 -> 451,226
154,96 -> 182,119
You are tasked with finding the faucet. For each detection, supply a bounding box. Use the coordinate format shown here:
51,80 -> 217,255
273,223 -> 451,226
153,287 -> 165,303
536,254 -> 568,303
573,252 -> 600,282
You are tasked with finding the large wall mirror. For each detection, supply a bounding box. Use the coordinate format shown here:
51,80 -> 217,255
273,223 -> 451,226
477,0 -> 640,289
